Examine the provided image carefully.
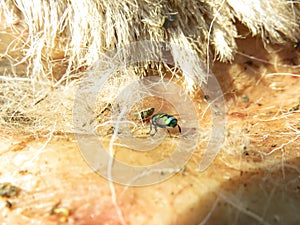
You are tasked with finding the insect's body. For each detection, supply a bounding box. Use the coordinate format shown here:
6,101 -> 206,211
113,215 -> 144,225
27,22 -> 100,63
150,113 -> 181,136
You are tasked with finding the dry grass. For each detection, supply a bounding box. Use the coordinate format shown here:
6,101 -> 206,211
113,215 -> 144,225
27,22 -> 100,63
0,0 -> 299,135
0,1 -> 300,224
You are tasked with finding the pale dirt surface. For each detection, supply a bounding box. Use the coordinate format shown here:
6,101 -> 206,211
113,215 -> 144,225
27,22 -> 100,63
1,32 -> 300,224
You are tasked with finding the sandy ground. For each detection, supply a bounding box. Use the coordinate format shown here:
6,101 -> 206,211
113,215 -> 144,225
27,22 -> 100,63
0,29 -> 300,224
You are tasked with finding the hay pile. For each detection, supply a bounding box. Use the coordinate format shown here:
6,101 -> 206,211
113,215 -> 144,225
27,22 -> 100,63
0,1 -> 300,224
0,0 -> 299,134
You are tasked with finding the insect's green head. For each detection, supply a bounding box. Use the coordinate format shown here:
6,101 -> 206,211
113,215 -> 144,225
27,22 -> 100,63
168,118 -> 178,128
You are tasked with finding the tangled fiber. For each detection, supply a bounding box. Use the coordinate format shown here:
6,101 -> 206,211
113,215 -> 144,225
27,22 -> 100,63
0,0 -> 299,134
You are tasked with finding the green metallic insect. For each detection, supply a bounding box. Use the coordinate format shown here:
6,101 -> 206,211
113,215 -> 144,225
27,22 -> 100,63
149,113 -> 181,136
